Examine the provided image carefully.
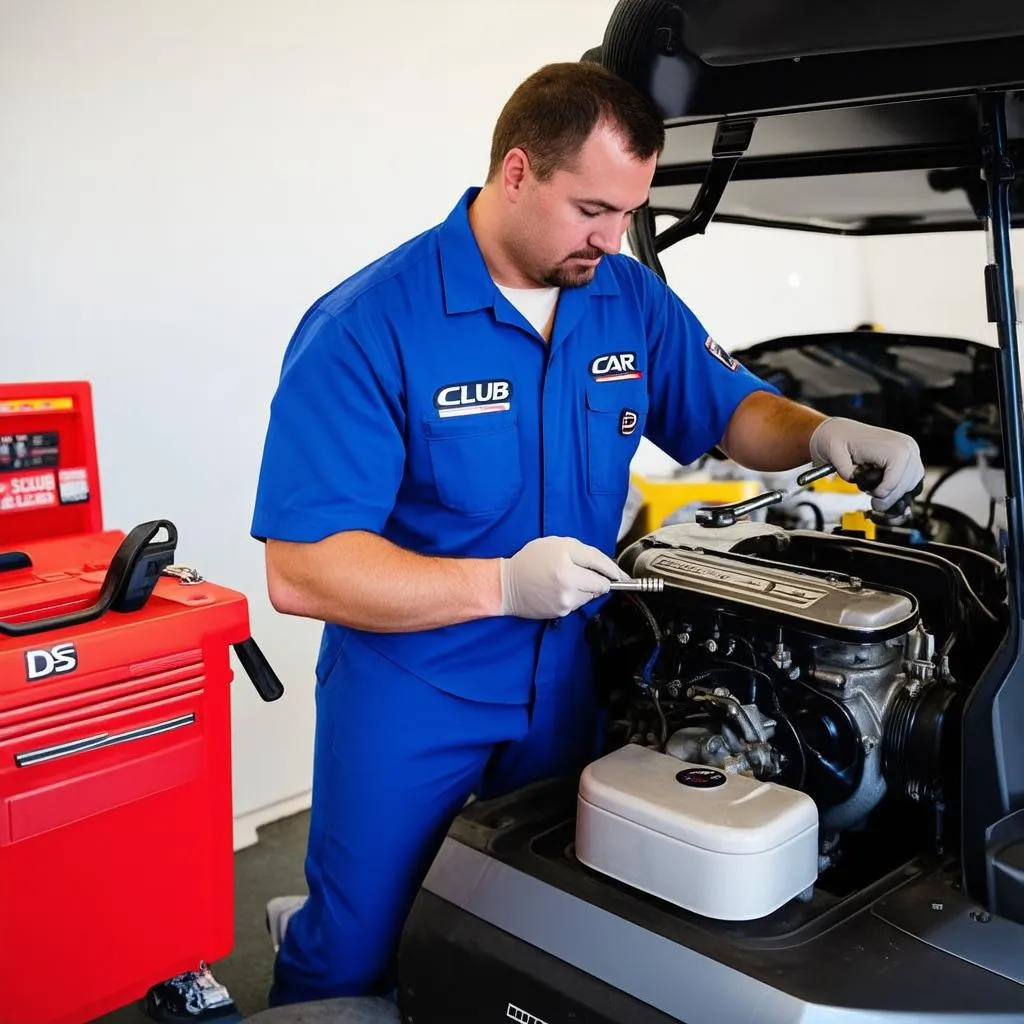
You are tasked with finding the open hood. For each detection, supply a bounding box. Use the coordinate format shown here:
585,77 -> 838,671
586,0 -> 1024,923
648,95 -> 1024,236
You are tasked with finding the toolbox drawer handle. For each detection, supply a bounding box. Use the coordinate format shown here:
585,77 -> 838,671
14,713 -> 195,768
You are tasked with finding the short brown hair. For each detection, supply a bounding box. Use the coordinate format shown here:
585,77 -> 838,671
486,62 -> 665,182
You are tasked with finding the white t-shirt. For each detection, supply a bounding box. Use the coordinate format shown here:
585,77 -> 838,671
495,283 -> 560,338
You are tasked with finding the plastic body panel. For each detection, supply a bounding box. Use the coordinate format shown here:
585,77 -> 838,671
397,783 -> 1024,1021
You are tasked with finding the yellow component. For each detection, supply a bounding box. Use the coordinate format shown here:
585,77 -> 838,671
0,395 -> 74,415
630,474 -> 761,531
841,510 -> 876,540
810,475 -> 862,495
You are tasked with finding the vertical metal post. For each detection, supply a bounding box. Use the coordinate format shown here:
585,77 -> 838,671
961,90 -> 1024,908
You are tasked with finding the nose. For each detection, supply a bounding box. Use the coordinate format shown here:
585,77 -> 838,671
589,216 -> 629,256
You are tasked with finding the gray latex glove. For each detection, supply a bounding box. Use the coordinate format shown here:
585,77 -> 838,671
500,536 -> 628,619
810,417 -> 924,512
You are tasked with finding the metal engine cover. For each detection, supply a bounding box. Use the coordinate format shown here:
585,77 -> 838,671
628,545 -> 918,643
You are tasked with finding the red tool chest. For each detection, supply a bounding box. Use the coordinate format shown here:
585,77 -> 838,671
0,523 -> 281,1022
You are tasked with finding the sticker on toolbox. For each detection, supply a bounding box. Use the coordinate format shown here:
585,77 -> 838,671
58,467 -> 90,504
0,471 -> 58,513
0,395 -> 74,415
0,431 -> 60,474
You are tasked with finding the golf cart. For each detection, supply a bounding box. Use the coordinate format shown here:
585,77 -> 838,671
396,3 -> 1024,1021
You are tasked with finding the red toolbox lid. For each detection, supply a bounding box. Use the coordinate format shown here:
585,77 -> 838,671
0,529 -> 251,717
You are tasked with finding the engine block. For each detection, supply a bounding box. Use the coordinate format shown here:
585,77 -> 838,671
605,523 -> 949,843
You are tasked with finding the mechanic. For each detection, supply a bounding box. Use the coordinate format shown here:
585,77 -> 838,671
250,60 -> 924,1007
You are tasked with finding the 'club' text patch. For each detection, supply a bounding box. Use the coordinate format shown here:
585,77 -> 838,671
433,379 -> 512,418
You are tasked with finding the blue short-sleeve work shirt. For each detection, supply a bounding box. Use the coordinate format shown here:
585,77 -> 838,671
252,187 -> 775,703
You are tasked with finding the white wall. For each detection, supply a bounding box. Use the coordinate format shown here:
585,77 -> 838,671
860,230 -> 1024,343
0,0 -> 871,838
631,221 -> 869,476
657,223 -> 869,349
0,0 -> 626,838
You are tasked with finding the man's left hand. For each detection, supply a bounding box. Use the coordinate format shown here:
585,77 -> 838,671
809,417 -> 924,513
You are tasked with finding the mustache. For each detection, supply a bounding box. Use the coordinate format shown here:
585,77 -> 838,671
565,248 -> 606,261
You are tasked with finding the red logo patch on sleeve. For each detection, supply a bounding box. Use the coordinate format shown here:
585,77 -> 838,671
704,337 -> 739,371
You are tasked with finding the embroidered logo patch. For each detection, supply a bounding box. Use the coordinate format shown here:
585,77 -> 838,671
705,337 -> 739,371
589,352 -> 642,382
433,380 -> 512,418
619,409 -> 638,436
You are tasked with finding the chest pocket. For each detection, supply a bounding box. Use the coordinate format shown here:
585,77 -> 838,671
423,414 -> 523,515
584,382 -> 649,496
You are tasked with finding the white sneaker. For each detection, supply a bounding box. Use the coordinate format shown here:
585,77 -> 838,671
265,894 -> 307,952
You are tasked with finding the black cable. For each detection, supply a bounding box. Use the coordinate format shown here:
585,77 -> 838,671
795,500 -> 826,532
923,464 -> 966,516
733,635 -> 760,669
650,691 -> 669,750
956,574 -> 1001,626
624,592 -> 662,642
696,659 -> 776,686
624,593 -> 668,749
939,628 -> 959,661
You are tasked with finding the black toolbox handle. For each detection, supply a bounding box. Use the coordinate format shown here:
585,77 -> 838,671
0,551 -> 32,573
233,638 -> 285,702
0,520 -> 176,638
0,521 -> 286,702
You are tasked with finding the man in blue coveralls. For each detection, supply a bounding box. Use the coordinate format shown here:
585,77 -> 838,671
251,61 -> 924,1007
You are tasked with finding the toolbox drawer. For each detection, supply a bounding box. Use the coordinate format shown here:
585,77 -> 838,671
0,677 -> 235,1024
0,688 -> 203,845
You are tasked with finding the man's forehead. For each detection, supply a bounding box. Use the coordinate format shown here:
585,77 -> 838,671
556,132 -> 655,203
553,167 -> 652,212
571,192 -> 650,213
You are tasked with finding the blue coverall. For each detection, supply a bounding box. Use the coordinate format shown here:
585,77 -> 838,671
251,187 -> 773,1004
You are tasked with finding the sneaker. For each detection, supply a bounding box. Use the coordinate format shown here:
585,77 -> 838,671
143,963 -> 241,1022
266,894 -> 308,952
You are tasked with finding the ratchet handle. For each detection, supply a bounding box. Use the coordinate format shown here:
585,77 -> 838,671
852,464 -> 885,492
852,464 -> 923,518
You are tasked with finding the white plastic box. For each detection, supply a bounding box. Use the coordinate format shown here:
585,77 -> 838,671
576,744 -> 819,921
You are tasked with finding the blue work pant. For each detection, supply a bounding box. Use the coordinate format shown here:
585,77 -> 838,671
269,632 -> 598,1006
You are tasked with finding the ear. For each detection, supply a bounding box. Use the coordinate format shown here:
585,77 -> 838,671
501,148 -> 532,203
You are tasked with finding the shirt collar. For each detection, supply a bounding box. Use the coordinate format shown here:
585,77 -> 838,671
437,186 -> 620,316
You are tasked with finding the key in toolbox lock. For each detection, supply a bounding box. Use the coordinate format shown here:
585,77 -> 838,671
0,519 -> 283,1024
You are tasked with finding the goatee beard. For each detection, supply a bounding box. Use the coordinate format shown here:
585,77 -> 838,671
542,263 -> 600,289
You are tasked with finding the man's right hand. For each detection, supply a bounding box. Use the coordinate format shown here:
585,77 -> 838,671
500,536 -> 628,619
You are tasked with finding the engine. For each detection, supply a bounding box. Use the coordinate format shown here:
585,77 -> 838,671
579,522 -> 976,919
